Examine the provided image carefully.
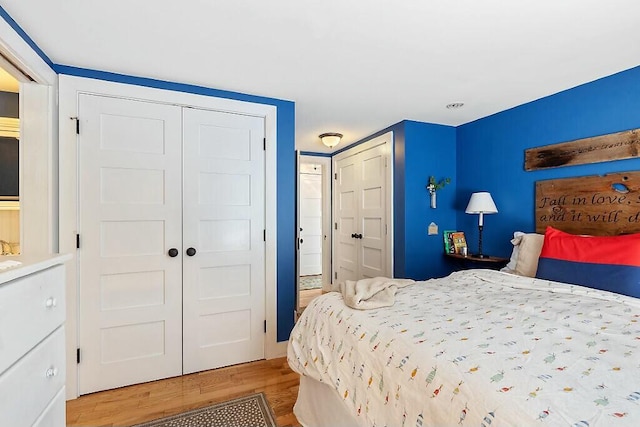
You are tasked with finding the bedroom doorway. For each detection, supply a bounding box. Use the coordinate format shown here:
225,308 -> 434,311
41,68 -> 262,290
296,154 -> 331,315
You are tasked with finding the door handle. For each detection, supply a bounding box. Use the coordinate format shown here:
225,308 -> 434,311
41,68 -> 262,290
356,233 -> 363,239
186,247 -> 197,257
300,238 -> 304,244
351,233 -> 357,238
168,248 -> 179,257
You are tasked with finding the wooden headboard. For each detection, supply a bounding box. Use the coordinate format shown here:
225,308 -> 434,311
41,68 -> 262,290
535,170 -> 640,236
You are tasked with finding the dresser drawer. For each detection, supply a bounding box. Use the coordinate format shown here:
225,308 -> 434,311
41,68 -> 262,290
33,387 -> 66,427
0,326 -> 65,427
0,265 -> 65,375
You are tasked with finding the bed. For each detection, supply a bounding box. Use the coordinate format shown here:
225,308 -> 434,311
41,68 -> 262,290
287,225 -> 640,426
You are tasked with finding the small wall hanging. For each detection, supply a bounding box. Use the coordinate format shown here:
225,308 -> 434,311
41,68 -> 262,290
426,176 -> 451,209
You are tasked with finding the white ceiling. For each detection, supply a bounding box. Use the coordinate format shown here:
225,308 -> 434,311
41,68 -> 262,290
3,0 -> 640,152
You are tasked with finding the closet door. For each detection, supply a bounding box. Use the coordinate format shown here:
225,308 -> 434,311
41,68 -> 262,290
334,155 -> 359,282
77,94 -> 183,394
182,108 -> 265,374
334,142 -> 388,282
357,146 -> 388,279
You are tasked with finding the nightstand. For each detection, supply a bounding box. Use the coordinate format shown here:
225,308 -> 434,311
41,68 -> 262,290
445,253 -> 509,270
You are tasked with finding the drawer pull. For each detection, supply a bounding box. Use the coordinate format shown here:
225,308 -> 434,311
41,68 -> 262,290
45,367 -> 58,378
45,297 -> 57,308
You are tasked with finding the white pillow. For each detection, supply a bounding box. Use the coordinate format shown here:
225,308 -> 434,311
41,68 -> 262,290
500,232 -> 544,277
514,233 -> 544,277
501,232 -> 525,273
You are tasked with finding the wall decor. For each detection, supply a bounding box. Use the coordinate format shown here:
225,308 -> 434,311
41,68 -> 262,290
426,176 -> 451,208
535,170 -> 640,236
525,127 -> 640,171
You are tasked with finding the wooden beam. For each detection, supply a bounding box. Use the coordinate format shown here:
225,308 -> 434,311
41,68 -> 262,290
525,128 -> 640,171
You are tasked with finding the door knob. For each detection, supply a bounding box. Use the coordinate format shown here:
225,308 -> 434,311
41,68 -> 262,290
300,239 -> 304,244
356,233 -> 363,239
168,248 -> 179,257
351,233 -> 357,238
186,247 -> 197,257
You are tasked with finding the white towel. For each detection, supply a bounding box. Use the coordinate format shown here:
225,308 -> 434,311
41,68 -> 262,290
340,276 -> 415,310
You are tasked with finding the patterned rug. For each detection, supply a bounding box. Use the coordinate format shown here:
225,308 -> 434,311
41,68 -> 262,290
300,274 -> 322,290
133,393 -> 278,427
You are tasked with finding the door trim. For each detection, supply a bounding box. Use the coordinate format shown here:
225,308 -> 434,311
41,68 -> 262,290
59,75 -> 278,399
332,131 -> 394,282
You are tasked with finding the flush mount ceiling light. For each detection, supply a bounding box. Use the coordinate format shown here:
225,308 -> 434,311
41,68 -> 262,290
446,102 -> 465,109
319,132 -> 343,148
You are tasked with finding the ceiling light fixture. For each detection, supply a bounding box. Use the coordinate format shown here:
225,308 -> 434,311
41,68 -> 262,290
319,132 -> 343,148
446,102 -> 465,109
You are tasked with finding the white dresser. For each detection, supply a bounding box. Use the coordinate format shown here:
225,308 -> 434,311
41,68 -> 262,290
0,255 -> 71,427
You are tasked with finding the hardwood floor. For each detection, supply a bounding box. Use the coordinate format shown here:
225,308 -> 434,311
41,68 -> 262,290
299,288 -> 322,309
66,357 -> 302,427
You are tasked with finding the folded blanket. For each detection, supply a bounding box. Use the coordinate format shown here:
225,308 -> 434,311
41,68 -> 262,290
340,276 -> 415,310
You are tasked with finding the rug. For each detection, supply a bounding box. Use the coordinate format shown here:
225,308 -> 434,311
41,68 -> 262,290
299,274 -> 322,290
133,392 -> 278,427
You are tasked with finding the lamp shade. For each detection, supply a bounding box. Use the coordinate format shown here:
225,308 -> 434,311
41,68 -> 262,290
319,132 -> 342,148
465,192 -> 498,214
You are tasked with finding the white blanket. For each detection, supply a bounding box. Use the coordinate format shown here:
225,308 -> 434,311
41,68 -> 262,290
339,276 -> 415,310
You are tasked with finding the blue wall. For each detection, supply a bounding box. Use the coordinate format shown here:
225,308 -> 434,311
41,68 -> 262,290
396,120 -> 457,280
456,66 -> 640,258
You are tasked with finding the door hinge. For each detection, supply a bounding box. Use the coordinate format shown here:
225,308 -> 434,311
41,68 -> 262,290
334,172 -> 337,180
76,234 -> 80,249
263,137 -> 266,151
71,117 -> 79,134
385,224 -> 388,235
76,348 -> 81,364
263,229 -> 266,242
334,272 -> 338,280
334,222 -> 338,230
264,320 -> 267,333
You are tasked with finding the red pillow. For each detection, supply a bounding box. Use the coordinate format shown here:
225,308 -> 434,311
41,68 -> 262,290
535,226 -> 640,298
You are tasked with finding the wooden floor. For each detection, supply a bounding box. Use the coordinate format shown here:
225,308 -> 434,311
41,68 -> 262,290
299,288 -> 322,309
66,357 -> 301,427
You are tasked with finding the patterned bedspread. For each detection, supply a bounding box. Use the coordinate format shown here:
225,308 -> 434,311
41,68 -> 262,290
287,269 -> 640,426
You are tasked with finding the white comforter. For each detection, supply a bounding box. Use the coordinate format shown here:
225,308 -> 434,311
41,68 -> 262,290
287,269 -> 640,426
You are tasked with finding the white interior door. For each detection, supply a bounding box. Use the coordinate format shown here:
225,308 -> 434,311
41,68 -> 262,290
334,142 -> 389,282
182,107 -> 265,374
334,155 -> 359,282
78,94 -> 183,394
357,147 -> 387,278
299,169 -> 322,276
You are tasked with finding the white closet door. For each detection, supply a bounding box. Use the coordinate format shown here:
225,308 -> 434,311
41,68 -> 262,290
334,142 -> 388,282
358,147 -> 387,278
182,107 -> 265,374
334,155 -> 359,282
299,172 -> 323,276
78,94 -> 183,394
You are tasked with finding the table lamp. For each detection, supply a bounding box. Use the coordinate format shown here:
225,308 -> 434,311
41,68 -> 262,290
465,192 -> 498,258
